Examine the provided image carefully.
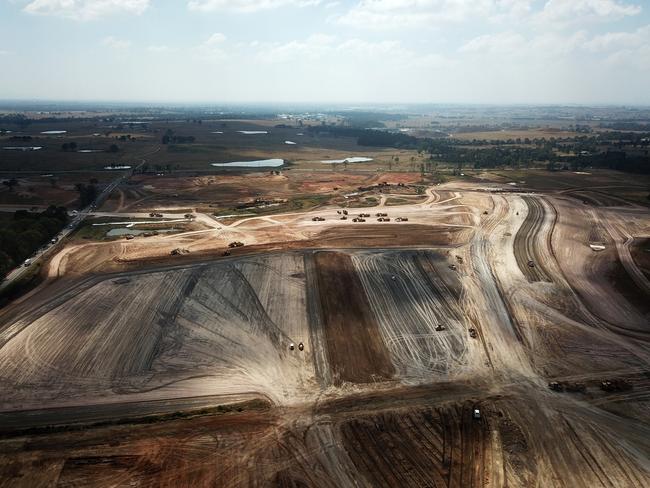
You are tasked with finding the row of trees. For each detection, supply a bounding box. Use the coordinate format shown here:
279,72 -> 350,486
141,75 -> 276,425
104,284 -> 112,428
162,129 -> 196,145
0,206 -> 68,277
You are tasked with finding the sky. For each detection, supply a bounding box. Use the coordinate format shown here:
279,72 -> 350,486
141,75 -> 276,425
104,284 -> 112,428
0,0 -> 649,105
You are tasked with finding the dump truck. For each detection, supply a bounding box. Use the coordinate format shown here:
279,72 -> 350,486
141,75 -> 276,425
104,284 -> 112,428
228,241 -> 244,248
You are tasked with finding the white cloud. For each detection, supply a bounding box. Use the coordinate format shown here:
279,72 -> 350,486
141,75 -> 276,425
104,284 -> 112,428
205,32 -> 227,45
194,32 -> 229,60
187,0 -> 321,13
102,36 -> 131,49
24,0 -> 150,20
337,0 -> 534,29
536,0 -> 642,26
584,24 -> 650,51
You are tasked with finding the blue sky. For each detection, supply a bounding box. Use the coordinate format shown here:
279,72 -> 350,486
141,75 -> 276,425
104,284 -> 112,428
1,0 -> 649,104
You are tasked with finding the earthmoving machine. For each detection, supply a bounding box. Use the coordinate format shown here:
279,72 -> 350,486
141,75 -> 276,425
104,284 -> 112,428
435,324 -> 446,331
352,218 -> 366,222
549,381 -> 563,392
376,212 -> 388,217
222,250 -> 231,256
468,328 -> 478,339
340,216 -> 348,220
228,241 -> 245,248
395,217 -> 409,222
473,408 -> 481,420
343,210 -> 348,215
289,343 -> 295,351
312,216 -> 325,222
449,264 -> 457,271
528,260 -> 535,268
298,342 -> 304,351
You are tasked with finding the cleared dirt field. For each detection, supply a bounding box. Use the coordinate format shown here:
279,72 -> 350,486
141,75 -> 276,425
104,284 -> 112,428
514,196 -> 551,282
1,173 -> 650,487
312,251 -> 394,385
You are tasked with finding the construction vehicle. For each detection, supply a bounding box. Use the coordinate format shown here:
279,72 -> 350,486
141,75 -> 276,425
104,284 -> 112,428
342,210 -> 348,215
23,259 -> 32,267
289,343 -> 295,351
125,234 -> 135,240
222,250 -> 231,256
449,264 -> 457,271
358,213 -> 370,218
468,328 -> 478,338
340,216 -> 348,220
549,381 -> 563,392
395,216 -> 409,222
600,379 -> 632,392
170,248 -> 190,256
473,408 -> 481,419
337,210 -> 342,215
298,342 -> 304,351
435,324 -> 446,331
352,218 -> 366,223
528,260 -> 535,268
312,216 -> 325,222
228,241 -> 244,248
376,212 -> 388,217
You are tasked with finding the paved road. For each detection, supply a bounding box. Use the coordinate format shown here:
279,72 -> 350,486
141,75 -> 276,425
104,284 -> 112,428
0,151 -> 158,293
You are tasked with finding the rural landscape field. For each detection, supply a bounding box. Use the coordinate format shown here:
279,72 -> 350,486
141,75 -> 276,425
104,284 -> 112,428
2,0 -> 650,486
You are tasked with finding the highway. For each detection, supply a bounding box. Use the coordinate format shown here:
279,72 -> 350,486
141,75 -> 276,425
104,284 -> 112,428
0,153 -> 155,293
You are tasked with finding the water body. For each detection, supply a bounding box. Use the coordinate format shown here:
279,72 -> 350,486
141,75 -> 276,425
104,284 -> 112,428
320,157 -> 374,164
3,146 -> 43,151
211,158 -> 284,168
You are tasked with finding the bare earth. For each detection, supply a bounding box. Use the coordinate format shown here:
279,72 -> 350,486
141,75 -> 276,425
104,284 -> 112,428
0,177 -> 649,487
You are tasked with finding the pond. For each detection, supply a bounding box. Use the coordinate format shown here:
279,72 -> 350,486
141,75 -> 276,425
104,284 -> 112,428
211,158 -> 284,168
320,157 -> 373,164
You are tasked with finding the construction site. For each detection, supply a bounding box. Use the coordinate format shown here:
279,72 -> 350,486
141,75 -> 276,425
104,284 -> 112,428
0,171 -> 649,487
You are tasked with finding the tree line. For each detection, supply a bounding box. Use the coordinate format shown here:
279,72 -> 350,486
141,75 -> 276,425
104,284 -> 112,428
0,206 -> 68,277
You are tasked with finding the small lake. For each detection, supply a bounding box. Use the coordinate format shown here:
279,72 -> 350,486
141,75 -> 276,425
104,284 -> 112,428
211,158 -> 284,168
320,157 -> 373,164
